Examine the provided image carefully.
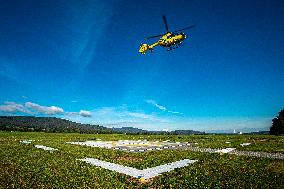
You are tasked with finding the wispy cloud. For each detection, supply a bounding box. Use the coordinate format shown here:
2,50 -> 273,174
127,112 -> 159,121
91,106 -> 166,122
0,62 -> 18,81
67,1 -> 115,72
0,61 -> 31,86
67,110 -> 92,118
167,110 -> 183,115
63,106 -> 168,129
0,101 -> 91,118
79,110 -> 92,117
145,99 -> 167,111
25,102 -> 64,115
0,102 -> 32,114
145,99 -> 183,115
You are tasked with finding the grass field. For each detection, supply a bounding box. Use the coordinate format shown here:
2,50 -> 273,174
1,132 -> 284,188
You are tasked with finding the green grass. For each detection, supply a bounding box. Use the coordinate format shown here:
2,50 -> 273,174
1,132 -> 284,188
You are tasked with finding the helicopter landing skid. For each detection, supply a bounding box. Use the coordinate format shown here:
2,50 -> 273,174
167,43 -> 184,51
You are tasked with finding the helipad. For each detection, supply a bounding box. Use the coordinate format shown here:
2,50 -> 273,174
66,140 -> 193,152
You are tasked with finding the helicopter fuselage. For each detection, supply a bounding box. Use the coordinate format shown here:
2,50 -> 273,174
158,32 -> 186,47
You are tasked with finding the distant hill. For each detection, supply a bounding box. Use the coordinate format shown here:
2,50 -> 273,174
170,130 -> 205,135
112,127 -> 146,134
0,116 -> 205,135
112,127 -> 204,135
0,116 -> 112,133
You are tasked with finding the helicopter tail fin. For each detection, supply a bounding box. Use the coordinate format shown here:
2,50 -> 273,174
139,44 -> 153,54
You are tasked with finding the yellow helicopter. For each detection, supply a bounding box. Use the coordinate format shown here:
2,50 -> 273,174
139,15 -> 195,54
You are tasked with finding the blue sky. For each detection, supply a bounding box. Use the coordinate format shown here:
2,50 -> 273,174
0,0 -> 283,132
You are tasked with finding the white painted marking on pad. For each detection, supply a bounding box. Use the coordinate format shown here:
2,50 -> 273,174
216,148 -> 236,153
78,158 -> 197,180
67,140 -> 188,152
34,145 -> 58,151
20,140 -> 35,144
240,143 -> 251,147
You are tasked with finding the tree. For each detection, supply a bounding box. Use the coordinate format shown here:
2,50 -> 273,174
270,109 -> 284,135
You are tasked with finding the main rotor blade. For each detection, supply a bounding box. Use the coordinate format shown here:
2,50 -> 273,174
162,15 -> 169,32
173,25 -> 195,33
145,34 -> 163,40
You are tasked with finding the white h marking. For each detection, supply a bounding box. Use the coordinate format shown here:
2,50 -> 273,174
78,158 -> 197,179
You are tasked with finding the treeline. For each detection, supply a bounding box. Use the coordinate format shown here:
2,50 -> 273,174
0,116 -> 112,133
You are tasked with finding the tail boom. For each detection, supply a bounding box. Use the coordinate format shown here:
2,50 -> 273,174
139,42 -> 159,54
